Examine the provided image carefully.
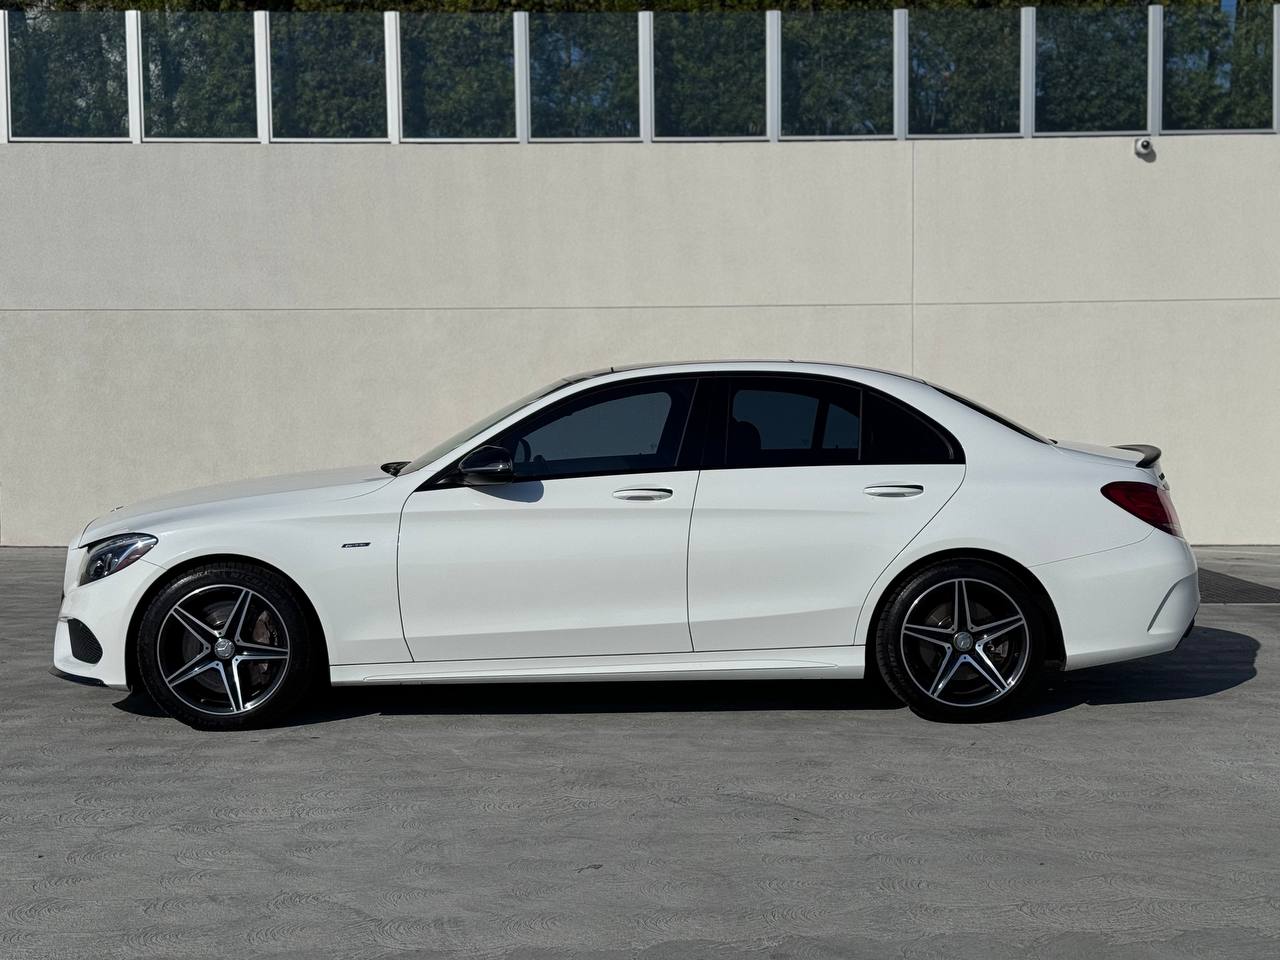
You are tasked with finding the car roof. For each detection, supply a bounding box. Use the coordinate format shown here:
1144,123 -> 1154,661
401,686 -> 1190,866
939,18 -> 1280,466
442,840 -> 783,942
565,360 -> 925,385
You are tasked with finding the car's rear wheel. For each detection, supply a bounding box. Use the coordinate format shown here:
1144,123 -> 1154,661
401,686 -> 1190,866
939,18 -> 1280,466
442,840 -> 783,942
874,561 -> 1046,722
137,562 -> 317,730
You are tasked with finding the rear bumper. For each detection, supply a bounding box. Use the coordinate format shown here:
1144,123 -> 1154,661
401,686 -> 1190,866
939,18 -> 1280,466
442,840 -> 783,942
1033,532 -> 1199,671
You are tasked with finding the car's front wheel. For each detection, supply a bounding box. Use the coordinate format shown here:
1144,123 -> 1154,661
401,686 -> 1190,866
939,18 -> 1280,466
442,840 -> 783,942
137,562 -> 318,730
874,561 -> 1046,722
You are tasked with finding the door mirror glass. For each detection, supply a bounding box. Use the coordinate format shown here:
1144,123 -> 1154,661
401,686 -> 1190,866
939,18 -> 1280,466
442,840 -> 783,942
456,445 -> 514,485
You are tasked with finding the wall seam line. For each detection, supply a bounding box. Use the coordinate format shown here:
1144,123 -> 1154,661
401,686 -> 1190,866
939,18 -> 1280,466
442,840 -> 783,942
2,297 -> 1279,314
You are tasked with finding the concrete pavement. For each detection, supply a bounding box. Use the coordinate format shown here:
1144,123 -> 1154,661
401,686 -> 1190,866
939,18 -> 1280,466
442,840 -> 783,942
1,546 -> 1278,958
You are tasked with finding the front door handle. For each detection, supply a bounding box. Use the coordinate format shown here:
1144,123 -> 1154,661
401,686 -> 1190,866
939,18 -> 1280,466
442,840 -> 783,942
613,487 -> 674,502
864,484 -> 924,498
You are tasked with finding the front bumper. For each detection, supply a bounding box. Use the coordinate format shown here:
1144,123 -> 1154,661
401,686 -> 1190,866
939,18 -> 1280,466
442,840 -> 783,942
53,550 -> 166,690
1033,531 -> 1199,671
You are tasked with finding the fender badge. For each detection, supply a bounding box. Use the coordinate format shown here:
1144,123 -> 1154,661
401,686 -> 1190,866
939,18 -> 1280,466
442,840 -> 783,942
341,542 -> 371,549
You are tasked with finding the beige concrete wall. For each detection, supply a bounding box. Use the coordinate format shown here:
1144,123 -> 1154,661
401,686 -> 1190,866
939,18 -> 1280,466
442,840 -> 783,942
1,135 -> 1277,544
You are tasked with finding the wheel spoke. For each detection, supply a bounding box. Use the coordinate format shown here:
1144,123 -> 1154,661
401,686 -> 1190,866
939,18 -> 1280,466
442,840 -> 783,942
170,604 -> 218,642
236,647 -> 287,662
978,616 -> 1025,645
970,647 -> 1010,693
214,661 -> 245,713
929,647 -> 958,697
903,626 -> 953,649
165,652 -> 216,686
902,620 -> 953,636
954,580 -> 972,631
221,588 -> 252,642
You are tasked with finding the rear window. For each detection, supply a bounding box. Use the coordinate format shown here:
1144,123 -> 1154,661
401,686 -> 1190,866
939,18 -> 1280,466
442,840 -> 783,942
929,384 -> 1053,445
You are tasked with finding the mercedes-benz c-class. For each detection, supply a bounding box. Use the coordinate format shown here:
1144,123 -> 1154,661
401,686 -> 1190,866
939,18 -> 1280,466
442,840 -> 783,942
52,362 -> 1198,729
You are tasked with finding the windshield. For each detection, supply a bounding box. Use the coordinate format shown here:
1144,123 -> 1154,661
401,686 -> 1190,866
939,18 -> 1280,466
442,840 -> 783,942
929,383 -> 1055,445
399,379 -> 571,475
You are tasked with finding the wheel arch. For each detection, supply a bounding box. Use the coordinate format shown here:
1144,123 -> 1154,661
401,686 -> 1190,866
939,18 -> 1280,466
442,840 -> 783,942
124,553 -> 329,692
865,548 -> 1065,668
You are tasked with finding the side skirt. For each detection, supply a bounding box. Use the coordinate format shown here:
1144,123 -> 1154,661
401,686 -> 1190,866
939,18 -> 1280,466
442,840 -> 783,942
330,645 -> 865,686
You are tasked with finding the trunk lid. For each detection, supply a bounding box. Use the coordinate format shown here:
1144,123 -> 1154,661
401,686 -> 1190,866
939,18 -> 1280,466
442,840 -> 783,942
1053,440 -> 1168,488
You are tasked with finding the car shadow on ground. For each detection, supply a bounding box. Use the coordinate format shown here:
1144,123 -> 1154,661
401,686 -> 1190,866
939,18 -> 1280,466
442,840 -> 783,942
1009,624 -> 1259,720
111,625 -> 1258,727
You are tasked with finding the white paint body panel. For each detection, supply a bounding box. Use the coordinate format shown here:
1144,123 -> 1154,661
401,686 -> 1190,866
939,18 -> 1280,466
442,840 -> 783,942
51,361 -> 1198,701
688,464 -> 964,650
398,473 -> 697,661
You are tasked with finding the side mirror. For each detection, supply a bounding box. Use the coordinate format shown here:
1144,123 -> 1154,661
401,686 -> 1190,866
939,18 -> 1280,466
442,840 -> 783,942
456,445 -> 514,485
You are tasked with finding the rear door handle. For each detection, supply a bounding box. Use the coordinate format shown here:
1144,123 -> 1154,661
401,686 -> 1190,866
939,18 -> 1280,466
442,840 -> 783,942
863,484 -> 924,498
613,487 -> 674,502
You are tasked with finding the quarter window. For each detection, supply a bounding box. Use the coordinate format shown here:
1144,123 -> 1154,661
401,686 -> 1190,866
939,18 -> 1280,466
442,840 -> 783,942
496,380 -> 696,480
861,391 -> 955,464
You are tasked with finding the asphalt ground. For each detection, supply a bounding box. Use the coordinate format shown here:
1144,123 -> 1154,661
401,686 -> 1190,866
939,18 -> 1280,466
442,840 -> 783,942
1,546 -> 1277,959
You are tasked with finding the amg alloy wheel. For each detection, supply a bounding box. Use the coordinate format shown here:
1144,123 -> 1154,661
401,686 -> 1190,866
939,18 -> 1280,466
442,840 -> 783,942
875,561 -> 1046,721
138,563 -> 317,730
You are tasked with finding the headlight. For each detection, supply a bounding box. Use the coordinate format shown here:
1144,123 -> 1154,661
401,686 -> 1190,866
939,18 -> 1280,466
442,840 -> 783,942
79,534 -> 157,585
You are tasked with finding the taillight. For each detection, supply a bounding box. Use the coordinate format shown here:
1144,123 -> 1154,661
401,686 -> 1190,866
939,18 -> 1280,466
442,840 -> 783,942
1101,481 -> 1183,538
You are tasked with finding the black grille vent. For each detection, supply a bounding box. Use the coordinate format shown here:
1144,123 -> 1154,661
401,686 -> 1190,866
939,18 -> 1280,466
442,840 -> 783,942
68,619 -> 103,664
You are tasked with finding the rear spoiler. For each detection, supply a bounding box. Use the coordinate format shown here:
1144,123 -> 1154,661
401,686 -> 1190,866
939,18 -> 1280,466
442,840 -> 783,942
1115,444 -> 1162,468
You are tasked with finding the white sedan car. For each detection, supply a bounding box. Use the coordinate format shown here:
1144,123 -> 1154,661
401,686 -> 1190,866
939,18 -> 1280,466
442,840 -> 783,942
53,362 -> 1198,729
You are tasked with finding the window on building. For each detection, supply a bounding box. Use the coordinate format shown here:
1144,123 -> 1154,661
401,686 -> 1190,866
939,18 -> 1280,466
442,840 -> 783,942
269,12 -> 386,140
1036,5 -> 1147,133
400,13 -> 515,140
781,10 -> 894,137
498,380 -> 696,480
142,12 -> 256,139
530,13 -> 638,139
1163,0 -> 1274,131
655,13 -> 766,138
909,7 -> 1020,136
6,10 -> 128,139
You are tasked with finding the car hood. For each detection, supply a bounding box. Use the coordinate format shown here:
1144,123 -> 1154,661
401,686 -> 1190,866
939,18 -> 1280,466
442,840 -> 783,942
78,464 -> 397,546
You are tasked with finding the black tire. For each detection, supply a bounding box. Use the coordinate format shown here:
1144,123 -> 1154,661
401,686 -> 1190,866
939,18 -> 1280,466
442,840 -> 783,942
874,560 -> 1046,722
137,562 -> 318,731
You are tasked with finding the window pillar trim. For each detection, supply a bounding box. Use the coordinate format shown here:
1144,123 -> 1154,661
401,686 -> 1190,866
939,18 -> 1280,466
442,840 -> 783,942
893,8 -> 908,139
125,9 -> 143,143
0,10 -> 10,143
254,10 -> 271,143
766,10 -> 781,142
1147,4 -> 1163,135
639,11 -> 654,142
1020,7 -> 1036,137
513,11 -> 530,143
384,11 -> 401,144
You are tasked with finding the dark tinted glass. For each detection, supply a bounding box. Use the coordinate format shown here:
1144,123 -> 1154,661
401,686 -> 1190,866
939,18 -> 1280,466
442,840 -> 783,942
909,7 -> 1020,135
7,11 -> 128,138
781,10 -> 894,137
862,392 -> 955,464
531,13 -> 638,138
401,13 -> 515,139
1164,0 -> 1274,131
499,380 -> 695,480
270,13 -> 386,139
655,13 -> 766,138
142,12 -> 256,139
1036,5 -> 1147,133
725,379 -> 862,469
